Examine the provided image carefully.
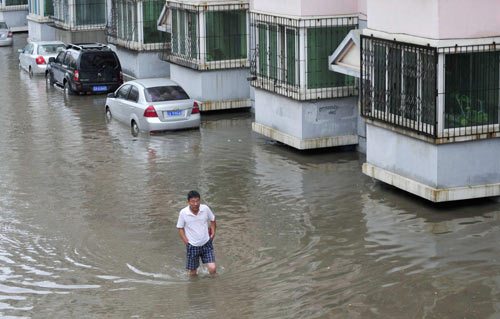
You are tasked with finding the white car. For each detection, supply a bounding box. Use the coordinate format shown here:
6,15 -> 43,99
0,21 -> 12,47
18,41 -> 65,77
105,78 -> 200,136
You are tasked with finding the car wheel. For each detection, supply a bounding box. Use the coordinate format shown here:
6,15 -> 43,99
64,81 -> 75,95
105,107 -> 112,123
131,120 -> 139,137
28,67 -> 33,78
46,72 -> 53,85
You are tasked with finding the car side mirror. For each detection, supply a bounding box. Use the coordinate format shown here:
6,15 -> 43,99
17,49 -> 23,53
48,57 -> 55,63
107,92 -> 115,98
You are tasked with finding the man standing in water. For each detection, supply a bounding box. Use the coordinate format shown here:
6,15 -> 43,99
177,190 -> 216,276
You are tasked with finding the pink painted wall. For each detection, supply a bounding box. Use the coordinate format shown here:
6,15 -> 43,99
367,0 -> 440,38
438,0 -> 500,38
367,0 -> 500,39
252,0 -> 358,17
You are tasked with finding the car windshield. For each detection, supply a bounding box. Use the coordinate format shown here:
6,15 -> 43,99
0,22 -> 7,29
79,52 -> 118,70
144,86 -> 190,102
38,44 -> 65,55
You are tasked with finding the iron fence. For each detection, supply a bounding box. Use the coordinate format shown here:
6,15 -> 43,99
52,0 -> 106,30
249,13 -> 357,101
438,44 -> 500,138
107,0 -> 165,50
2,0 -> 27,10
161,2 -> 249,70
361,35 -> 438,137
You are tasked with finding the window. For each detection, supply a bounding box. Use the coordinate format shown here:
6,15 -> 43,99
256,23 -> 297,85
38,44 -> 65,55
63,52 -> 72,66
144,86 -> 189,102
206,10 -> 246,61
55,51 -> 66,64
117,0 -> 137,42
361,36 -> 437,136
45,0 -> 54,17
171,9 -> 197,58
117,85 -> 131,99
142,0 -> 164,44
307,26 -> 354,89
444,51 -> 499,128
128,86 -> 139,102
6,0 -> 27,5
75,0 -> 105,26
80,52 -> 119,70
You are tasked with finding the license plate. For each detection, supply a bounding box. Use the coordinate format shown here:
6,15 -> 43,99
167,110 -> 183,116
93,85 -> 107,92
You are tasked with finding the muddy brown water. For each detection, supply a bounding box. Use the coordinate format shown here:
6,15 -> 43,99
1,34 -> 500,318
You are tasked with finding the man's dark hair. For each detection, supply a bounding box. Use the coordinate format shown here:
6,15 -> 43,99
187,190 -> 200,201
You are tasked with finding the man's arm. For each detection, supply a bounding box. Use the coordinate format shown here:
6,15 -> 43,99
178,228 -> 189,245
209,220 -> 216,240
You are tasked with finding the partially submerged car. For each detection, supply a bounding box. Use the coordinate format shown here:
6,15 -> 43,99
105,78 -> 200,136
0,21 -> 13,47
18,41 -> 66,77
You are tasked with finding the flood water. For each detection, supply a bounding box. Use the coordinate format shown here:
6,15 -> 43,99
2,34 -> 500,318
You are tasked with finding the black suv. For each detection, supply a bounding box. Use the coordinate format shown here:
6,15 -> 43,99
46,43 -> 123,95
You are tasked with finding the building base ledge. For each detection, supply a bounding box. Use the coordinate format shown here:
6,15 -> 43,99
199,99 -> 251,112
252,122 -> 359,150
362,162 -> 500,202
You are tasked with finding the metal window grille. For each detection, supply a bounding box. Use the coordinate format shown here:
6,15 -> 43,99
249,12 -> 357,101
361,35 -> 438,137
3,0 -> 27,10
52,0 -> 106,30
438,44 -> 500,139
108,0 -> 165,51
161,2 -> 249,71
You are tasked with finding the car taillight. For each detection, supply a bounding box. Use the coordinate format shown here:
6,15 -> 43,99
74,70 -> 79,81
35,56 -> 46,65
119,70 -> 123,84
7,31 -> 12,38
144,105 -> 158,118
192,101 -> 200,114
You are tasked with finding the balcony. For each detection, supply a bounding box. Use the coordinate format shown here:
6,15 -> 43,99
361,35 -> 500,143
250,12 -> 358,101
159,1 -> 250,71
107,0 -> 165,51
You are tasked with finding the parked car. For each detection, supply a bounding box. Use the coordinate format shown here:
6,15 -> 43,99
0,21 -> 13,47
46,43 -> 123,95
105,78 -> 200,136
18,41 -> 65,77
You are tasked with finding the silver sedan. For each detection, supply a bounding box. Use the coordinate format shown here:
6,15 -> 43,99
18,41 -> 65,77
105,78 -> 200,136
0,21 -> 12,47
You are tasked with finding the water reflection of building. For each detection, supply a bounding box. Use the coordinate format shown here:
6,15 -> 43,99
361,192 -> 500,275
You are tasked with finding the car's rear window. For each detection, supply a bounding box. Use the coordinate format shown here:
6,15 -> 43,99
38,44 -> 65,55
79,52 -> 119,70
0,22 -> 7,29
144,86 -> 190,102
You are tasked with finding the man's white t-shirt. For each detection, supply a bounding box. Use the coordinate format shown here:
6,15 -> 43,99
176,204 -> 215,247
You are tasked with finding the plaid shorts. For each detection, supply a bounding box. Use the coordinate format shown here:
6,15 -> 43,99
186,239 -> 215,270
